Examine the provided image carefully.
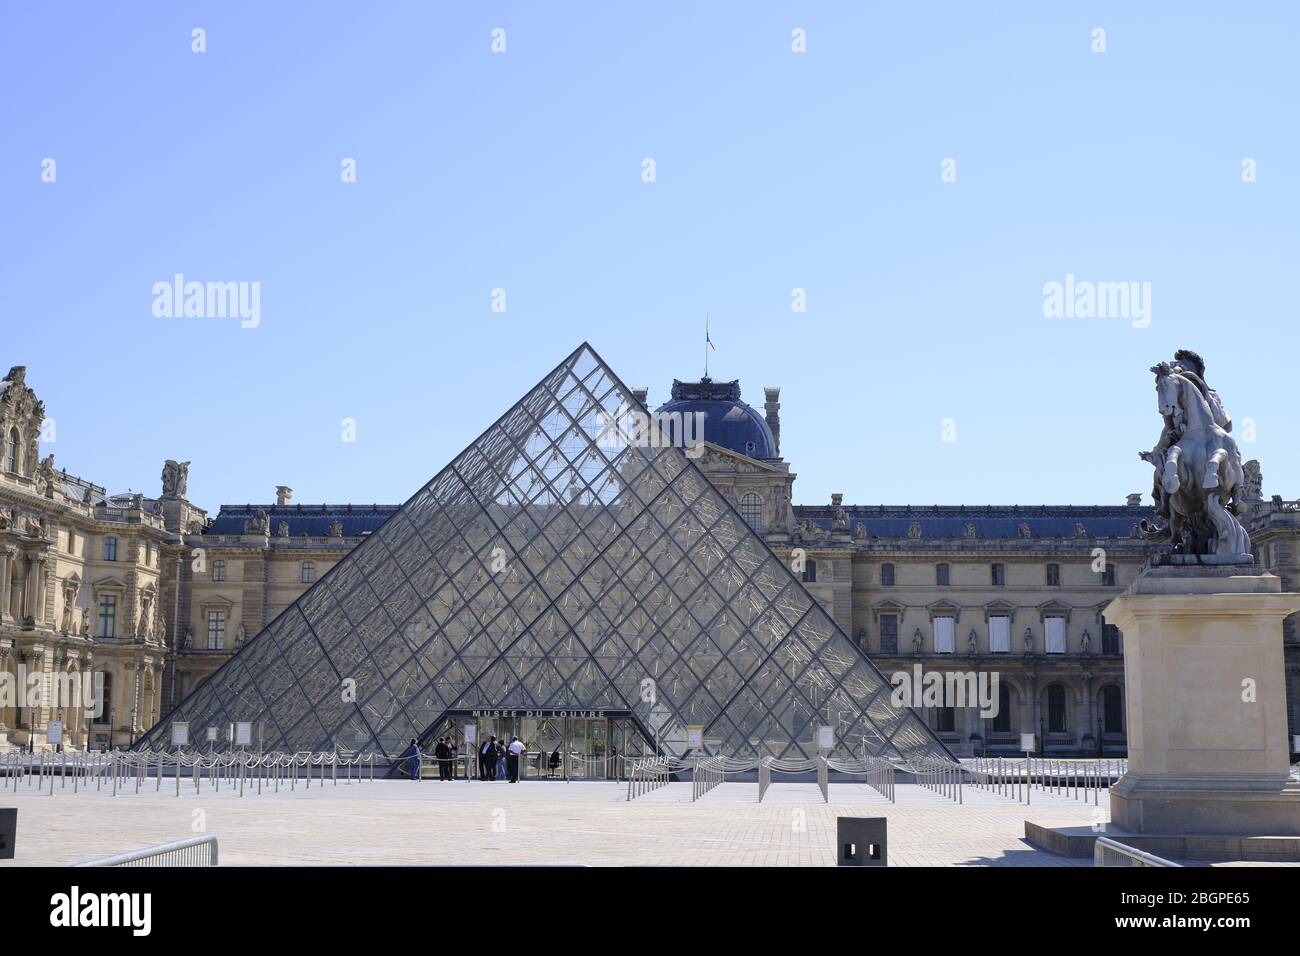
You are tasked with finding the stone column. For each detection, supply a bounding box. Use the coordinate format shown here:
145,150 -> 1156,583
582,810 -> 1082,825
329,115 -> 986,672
130,660 -> 143,738
32,554 -> 47,623
0,548 -> 12,622
1082,671 -> 1096,752
1021,670 -> 1037,744
1104,566 -> 1300,835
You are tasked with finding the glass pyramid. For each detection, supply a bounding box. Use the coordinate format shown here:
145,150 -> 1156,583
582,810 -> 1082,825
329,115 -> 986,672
139,344 -> 951,764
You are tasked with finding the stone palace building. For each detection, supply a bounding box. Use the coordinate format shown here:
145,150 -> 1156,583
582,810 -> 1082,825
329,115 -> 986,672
3,363 -> 1298,753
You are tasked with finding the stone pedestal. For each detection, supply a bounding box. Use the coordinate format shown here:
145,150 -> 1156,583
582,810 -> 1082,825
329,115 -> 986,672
1103,565 -> 1300,835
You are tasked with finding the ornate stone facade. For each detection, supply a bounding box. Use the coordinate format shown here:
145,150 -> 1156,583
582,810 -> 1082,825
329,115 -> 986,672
4,364 -> 1298,755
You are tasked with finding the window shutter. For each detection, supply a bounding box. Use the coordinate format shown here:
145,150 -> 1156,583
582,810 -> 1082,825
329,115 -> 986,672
934,616 -> 955,654
1046,616 -> 1066,654
989,615 -> 1010,653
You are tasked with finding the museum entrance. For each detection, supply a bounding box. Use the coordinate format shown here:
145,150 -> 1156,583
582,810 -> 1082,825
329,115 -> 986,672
433,710 -> 653,780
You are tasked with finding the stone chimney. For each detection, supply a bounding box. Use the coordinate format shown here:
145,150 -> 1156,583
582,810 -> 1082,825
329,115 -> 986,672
276,486 -> 293,507
763,386 -> 781,455
631,387 -> 648,407
1126,493 -> 1142,507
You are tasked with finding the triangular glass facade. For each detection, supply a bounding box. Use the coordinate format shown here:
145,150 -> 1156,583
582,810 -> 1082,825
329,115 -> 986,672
139,344 -> 950,763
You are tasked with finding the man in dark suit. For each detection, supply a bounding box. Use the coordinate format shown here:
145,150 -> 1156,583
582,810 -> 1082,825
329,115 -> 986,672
434,737 -> 449,781
479,735 -> 496,780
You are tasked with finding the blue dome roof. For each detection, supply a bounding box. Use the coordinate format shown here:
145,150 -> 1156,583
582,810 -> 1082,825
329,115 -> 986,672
654,378 -> 778,460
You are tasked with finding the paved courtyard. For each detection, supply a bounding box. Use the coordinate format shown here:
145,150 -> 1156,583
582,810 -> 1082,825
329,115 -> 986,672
1,778 -> 1112,866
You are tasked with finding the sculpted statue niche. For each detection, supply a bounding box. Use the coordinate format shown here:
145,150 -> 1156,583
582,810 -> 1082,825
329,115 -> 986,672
161,460 -> 190,499
1138,350 -> 1251,563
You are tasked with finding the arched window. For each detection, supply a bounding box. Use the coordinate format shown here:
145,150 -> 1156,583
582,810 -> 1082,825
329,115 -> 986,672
300,561 -> 316,584
935,563 -> 950,586
94,671 -> 113,726
1047,684 -> 1067,733
992,684 -> 1012,733
1102,685 -> 1124,734
880,563 -> 895,587
4,428 -> 17,474
739,494 -> 763,534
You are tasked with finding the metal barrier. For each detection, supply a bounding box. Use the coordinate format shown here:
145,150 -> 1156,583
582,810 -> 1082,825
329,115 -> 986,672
914,757 -> 963,804
625,758 -> 670,801
1,749 -> 383,797
966,756 -> 1127,807
691,755 -> 724,801
816,756 -> 829,803
76,835 -> 219,867
758,756 -> 772,802
1094,836 -> 1180,867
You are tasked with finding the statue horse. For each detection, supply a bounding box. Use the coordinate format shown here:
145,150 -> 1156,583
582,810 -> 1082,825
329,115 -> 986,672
1140,362 -> 1250,560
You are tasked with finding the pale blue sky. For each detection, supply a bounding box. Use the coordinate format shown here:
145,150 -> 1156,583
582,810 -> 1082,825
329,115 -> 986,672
2,2 -> 1295,512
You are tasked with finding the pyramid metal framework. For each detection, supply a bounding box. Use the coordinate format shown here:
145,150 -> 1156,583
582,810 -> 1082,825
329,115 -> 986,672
139,345 -> 951,763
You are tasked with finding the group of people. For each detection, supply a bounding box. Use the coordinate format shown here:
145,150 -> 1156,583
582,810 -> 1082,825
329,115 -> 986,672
476,734 -> 528,783
396,734 -> 569,781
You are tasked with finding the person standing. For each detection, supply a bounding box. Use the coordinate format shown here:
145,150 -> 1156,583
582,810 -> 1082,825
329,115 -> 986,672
507,736 -> 525,783
448,737 -> 459,780
401,738 -> 421,782
434,737 -> 449,781
479,735 -> 496,780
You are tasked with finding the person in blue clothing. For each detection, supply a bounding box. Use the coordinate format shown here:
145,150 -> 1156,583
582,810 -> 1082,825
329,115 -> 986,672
402,738 -> 421,781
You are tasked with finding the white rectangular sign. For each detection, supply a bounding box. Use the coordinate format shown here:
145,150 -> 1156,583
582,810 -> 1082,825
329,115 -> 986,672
817,725 -> 834,750
1020,732 -> 1037,753
171,722 -> 190,747
686,726 -> 703,749
206,727 -> 219,743
463,724 -> 477,745
235,722 -> 253,746
47,721 -> 63,746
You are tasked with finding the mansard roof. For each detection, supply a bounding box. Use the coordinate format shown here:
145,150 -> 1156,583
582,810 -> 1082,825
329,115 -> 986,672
206,503 -> 401,537
794,503 -> 1146,540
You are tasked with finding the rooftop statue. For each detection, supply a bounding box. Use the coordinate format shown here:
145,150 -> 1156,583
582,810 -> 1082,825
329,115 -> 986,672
1139,350 -> 1251,563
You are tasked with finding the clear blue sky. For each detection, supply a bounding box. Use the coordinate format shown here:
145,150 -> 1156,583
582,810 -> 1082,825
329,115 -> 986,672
2,2 -> 1295,512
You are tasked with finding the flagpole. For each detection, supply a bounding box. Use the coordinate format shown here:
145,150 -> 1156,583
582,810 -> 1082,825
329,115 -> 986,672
705,314 -> 709,378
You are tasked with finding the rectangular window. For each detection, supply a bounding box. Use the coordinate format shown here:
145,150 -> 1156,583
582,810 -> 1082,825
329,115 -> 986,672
212,560 -> 226,582
802,559 -> 817,583
879,615 -> 898,655
989,615 -> 1011,653
1045,616 -> 1067,654
1046,563 -> 1060,586
207,610 -> 226,650
936,564 -> 949,586
103,536 -> 117,561
301,561 -> 316,584
880,563 -> 895,587
1102,565 -> 1116,586
934,707 -> 956,733
67,528 -> 77,554
1102,624 -> 1122,655
97,594 -> 116,638
991,563 -> 1005,586
933,616 -> 955,654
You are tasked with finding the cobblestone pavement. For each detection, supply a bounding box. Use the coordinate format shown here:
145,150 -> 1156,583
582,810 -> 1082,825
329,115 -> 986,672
0,778 -> 1116,866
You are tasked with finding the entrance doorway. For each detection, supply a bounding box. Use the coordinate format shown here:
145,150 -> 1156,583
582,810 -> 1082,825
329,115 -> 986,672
432,711 -> 653,780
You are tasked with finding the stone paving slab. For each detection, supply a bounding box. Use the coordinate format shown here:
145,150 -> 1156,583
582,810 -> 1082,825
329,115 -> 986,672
0,779 -> 1115,866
